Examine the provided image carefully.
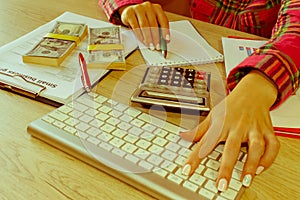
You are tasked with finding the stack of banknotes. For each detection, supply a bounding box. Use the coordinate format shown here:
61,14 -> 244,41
87,26 -> 126,70
22,21 -> 87,66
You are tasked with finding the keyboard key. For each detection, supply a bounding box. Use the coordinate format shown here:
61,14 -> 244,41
109,138 -> 125,148
122,143 -> 138,154
147,154 -> 164,166
167,174 -> 183,185
42,116 -> 55,124
204,168 -> 218,181
206,159 -> 220,171
153,167 -> 168,178
152,137 -> 168,147
189,173 -> 206,186
136,139 -> 151,149
86,126 -> 101,137
63,125 -> 77,135
87,136 -> 101,145
125,154 -> 139,164
199,188 -> 215,200
183,181 -> 198,192
112,148 -> 126,157
205,180 -> 218,193
160,160 -> 177,173
161,150 -> 177,161
49,110 -> 68,121
220,188 -> 238,199
135,148 -> 150,160
139,160 -> 153,171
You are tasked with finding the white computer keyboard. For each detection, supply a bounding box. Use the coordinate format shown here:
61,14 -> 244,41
27,92 -> 246,200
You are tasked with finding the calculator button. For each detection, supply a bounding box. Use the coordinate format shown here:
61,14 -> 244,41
196,74 -> 206,80
158,78 -> 169,85
175,67 -> 184,74
171,80 -> 181,87
183,79 -> 193,88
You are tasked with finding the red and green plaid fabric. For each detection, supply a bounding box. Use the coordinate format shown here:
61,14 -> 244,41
99,0 -> 300,109
190,0 -> 281,38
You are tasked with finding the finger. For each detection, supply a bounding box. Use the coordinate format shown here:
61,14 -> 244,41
145,12 -> 159,49
134,9 -> 153,49
122,8 -> 144,43
181,115 -> 216,176
241,131 -> 265,187
180,116 -> 210,142
255,131 -> 280,175
128,17 -> 144,43
182,126 -> 221,176
217,134 -> 242,191
197,113 -> 226,159
181,142 -> 202,176
154,5 -> 170,41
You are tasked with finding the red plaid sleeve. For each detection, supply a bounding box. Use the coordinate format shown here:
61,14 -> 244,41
227,0 -> 300,109
99,0 -> 143,25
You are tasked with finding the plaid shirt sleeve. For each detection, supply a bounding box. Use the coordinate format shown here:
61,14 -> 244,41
227,0 -> 300,109
99,0 -> 143,25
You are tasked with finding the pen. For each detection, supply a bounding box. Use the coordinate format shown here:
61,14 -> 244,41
78,52 -> 92,92
159,27 -> 167,58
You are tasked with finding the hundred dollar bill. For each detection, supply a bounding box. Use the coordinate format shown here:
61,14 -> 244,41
23,21 -> 87,66
87,26 -> 126,70
50,21 -> 87,37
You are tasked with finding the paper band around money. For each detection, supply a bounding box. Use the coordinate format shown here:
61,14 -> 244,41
44,33 -> 80,45
87,44 -> 124,51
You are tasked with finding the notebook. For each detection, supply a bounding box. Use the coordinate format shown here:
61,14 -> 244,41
0,12 -> 137,106
222,37 -> 300,139
138,20 -> 223,67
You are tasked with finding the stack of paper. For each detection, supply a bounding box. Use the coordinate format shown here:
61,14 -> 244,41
222,37 -> 300,139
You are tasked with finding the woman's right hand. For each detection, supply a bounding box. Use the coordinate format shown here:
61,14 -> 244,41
119,1 -> 170,50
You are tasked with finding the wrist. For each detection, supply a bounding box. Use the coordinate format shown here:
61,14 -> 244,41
230,70 -> 278,108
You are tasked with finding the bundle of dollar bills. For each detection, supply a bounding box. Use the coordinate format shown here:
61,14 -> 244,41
87,26 -> 126,70
22,21 -> 87,66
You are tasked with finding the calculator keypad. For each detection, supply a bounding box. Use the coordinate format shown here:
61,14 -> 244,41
131,66 -> 211,111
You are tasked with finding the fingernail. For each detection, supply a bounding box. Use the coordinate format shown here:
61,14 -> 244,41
165,34 -> 170,41
149,43 -> 155,50
182,164 -> 191,176
156,43 -> 160,50
242,174 -> 252,187
179,130 -> 186,136
218,178 -> 228,191
256,166 -> 264,175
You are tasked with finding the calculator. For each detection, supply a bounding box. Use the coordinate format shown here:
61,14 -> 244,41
131,66 -> 211,111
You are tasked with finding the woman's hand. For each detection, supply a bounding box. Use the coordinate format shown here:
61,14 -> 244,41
180,70 -> 280,191
119,1 -> 170,50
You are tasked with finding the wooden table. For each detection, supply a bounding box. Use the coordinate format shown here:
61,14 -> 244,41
0,0 -> 299,199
